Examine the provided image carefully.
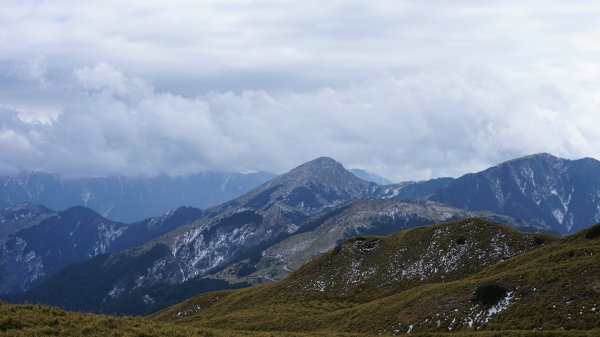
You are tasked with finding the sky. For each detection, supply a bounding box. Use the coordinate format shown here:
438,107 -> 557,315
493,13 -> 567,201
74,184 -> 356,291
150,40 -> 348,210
1,0 -> 600,182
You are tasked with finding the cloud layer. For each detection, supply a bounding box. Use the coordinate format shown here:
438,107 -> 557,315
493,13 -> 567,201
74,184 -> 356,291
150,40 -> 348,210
1,1 -> 600,181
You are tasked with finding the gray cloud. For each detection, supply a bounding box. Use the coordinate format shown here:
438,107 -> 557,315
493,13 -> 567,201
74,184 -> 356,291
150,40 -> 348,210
1,1 -> 599,181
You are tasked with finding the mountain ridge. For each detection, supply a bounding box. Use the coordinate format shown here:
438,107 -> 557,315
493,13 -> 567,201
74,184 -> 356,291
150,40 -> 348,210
0,170 -> 275,222
430,153 -> 600,234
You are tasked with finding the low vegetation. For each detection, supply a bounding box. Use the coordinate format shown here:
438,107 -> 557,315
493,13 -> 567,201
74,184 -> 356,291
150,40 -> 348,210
0,301 -> 375,337
1,301 -> 599,337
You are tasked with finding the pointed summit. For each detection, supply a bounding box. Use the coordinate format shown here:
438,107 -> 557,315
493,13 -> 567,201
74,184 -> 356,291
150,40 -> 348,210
209,157 -> 374,215
278,156 -> 370,189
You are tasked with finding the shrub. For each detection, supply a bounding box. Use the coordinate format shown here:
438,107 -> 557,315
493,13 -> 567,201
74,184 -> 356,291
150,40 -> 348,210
585,224 -> 600,240
0,317 -> 24,331
472,283 -> 507,307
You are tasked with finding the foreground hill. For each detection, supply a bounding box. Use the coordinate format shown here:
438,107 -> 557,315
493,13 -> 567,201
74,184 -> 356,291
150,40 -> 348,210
430,153 -> 600,234
0,171 -> 274,222
0,298 -> 598,336
155,219 -> 600,335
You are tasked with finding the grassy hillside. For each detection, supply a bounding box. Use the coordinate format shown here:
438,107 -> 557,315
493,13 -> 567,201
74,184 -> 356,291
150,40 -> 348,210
1,301 -> 598,337
0,301 -> 378,337
153,218 -> 600,335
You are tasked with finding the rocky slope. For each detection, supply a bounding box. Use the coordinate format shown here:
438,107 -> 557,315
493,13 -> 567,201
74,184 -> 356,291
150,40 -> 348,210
154,218 -> 600,335
430,153 -> 600,234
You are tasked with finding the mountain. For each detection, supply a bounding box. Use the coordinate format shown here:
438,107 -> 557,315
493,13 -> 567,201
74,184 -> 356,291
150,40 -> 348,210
430,153 -> 600,234
0,206 -> 126,294
153,218 -> 600,335
349,169 -> 393,185
207,157 -> 375,215
212,199 -> 546,285
0,203 -> 55,245
0,205 -> 203,294
7,157 -> 377,315
0,171 -> 275,222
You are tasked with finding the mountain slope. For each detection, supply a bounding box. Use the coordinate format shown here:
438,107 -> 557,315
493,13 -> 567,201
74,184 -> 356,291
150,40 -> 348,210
154,219 -> 600,335
0,171 -> 275,222
430,153 -> 600,234
0,206 -> 127,294
0,205 -> 203,294
213,199 -> 546,285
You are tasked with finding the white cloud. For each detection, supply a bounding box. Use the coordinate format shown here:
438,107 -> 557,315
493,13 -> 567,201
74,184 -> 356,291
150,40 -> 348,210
9,55 -> 48,87
1,62 -> 599,181
1,1 -> 600,180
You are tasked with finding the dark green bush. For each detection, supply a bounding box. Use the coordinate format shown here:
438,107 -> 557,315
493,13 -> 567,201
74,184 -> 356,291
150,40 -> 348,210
0,317 -> 24,331
585,224 -> 600,240
472,283 -> 507,307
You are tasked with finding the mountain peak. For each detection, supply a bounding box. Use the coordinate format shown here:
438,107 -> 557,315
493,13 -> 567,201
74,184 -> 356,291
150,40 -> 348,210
289,156 -> 344,173
499,152 -> 563,166
210,156 -> 374,215
277,157 -> 371,190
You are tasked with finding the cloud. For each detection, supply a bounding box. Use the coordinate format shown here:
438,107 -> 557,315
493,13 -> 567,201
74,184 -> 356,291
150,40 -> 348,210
1,2 -> 600,180
1,62 -> 599,181
9,55 -> 48,87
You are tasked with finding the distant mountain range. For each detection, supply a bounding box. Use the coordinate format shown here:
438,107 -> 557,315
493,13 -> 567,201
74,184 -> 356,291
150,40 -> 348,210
3,153 -> 600,316
0,171 -> 275,222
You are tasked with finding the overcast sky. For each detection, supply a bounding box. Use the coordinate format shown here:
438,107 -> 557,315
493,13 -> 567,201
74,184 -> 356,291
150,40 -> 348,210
1,1 -> 600,181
